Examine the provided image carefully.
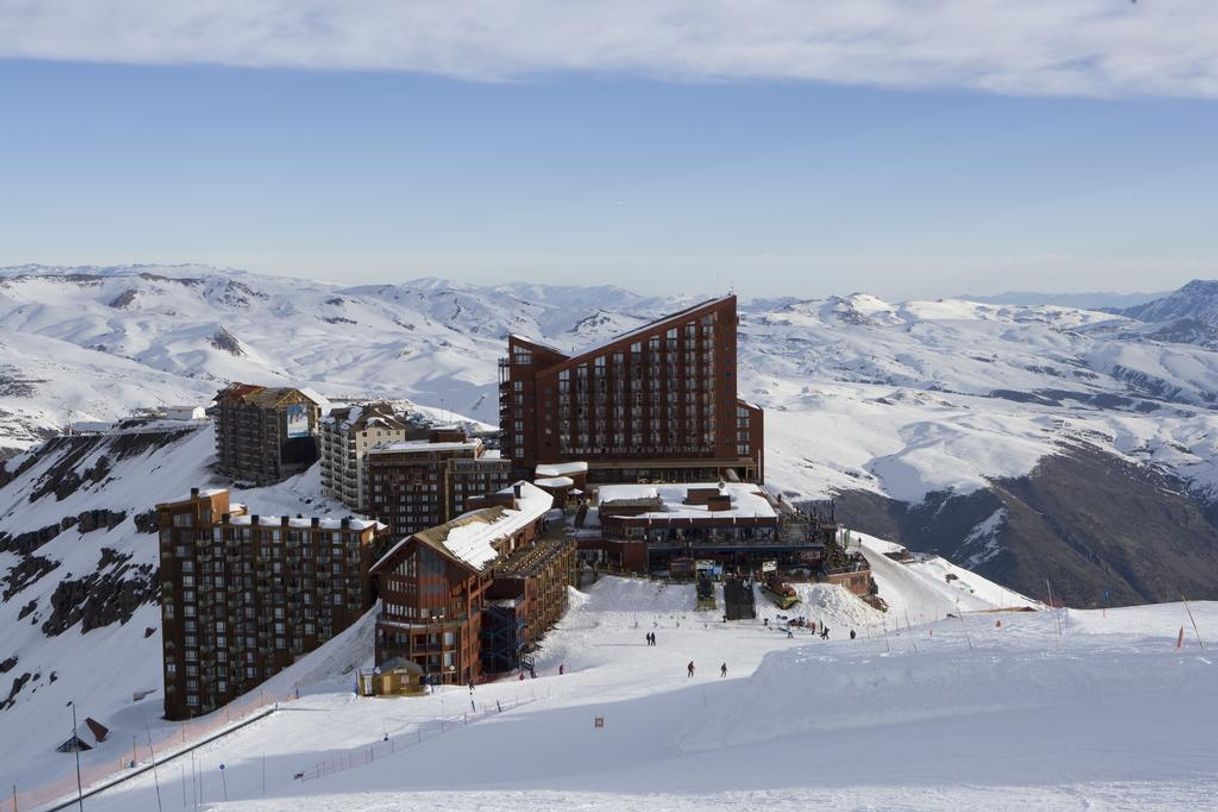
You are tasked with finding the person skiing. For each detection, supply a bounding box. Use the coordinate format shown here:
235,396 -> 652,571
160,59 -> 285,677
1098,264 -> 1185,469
687,661 -> 695,678
849,629 -> 857,640
559,664 -> 565,675
820,625 -> 830,640
720,662 -> 728,678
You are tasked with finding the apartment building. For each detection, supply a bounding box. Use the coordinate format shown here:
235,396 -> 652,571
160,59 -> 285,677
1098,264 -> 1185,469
213,383 -> 328,486
318,402 -> 410,512
156,488 -> 389,720
366,428 -> 511,537
498,295 -> 764,484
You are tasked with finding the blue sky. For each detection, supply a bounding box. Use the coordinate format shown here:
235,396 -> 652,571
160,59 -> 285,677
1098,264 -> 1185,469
2,1 -> 1217,299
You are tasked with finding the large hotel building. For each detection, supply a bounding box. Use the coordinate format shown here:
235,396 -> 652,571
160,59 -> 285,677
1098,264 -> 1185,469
499,295 -> 763,484
156,488 -> 389,720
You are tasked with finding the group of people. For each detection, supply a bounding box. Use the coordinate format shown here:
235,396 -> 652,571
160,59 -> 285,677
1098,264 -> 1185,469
684,661 -> 730,678
645,631 -> 658,646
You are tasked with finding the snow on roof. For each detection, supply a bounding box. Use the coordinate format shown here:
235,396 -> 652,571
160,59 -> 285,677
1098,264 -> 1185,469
508,333 -> 569,356
535,476 -> 575,488
374,481 -> 553,573
535,461 -> 588,477
228,514 -> 383,531
296,387 -> 331,409
597,482 -> 777,520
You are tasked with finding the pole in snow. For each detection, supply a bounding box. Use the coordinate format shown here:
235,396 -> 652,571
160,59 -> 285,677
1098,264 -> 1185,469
219,765 -> 227,802
1045,579 -> 1062,646
1182,595 -> 1206,650
67,701 -> 83,812
146,728 -> 163,812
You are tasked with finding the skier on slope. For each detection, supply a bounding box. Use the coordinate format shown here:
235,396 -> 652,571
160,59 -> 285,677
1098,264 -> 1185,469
720,662 -> 728,678
687,661 -> 695,678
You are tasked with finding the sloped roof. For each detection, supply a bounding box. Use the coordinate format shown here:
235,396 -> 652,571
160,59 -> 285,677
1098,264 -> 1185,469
216,382 -> 329,409
372,481 -> 553,574
506,296 -> 736,375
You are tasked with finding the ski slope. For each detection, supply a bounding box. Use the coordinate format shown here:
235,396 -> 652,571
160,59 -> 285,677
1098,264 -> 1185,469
49,544 -> 1217,812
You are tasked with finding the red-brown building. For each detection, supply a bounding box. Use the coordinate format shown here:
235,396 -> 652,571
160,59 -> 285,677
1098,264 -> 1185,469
366,428 -> 511,537
499,295 -> 764,484
213,383 -> 328,486
156,488 -> 389,720
370,482 -> 567,684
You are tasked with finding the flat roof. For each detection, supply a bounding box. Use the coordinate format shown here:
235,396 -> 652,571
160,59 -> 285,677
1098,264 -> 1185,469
369,439 -> 481,454
597,482 -> 776,520
227,514 -> 385,531
536,461 -> 588,477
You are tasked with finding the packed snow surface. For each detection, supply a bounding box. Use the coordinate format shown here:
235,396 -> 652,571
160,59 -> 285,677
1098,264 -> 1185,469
41,546 -> 1217,812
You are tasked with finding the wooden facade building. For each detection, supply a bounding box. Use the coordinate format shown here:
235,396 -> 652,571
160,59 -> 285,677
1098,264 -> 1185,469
213,383 -> 328,486
371,482 -> 571,685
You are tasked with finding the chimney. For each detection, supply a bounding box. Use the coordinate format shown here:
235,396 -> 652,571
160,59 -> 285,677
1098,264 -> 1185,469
251,514 -> 259,526
341,518 -> 350,529
513,483 -> 523,499
190,487 -> 199,499
281,515 -> 289,526
311,517 -> 320,528
221,513 -> 230,524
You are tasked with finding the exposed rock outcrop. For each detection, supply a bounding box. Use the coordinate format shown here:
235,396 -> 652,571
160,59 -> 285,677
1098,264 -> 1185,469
40,548 -> 157,636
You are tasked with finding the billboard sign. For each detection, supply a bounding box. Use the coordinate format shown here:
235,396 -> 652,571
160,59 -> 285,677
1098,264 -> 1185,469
286,403 -> 310,438
761,560 -> 777,573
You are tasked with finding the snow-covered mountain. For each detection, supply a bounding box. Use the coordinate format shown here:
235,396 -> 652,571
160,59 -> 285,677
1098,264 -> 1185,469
6,263 -> 1218,605
3,265 -> 1218,805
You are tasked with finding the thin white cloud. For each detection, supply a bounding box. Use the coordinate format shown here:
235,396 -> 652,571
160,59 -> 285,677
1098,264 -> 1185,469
1,1 -> 1217,97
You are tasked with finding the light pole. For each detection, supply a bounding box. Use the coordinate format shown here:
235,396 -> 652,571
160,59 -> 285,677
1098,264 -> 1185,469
67,700 -> 83,811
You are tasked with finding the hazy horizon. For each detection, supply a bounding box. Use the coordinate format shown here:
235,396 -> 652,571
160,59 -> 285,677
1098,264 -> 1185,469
3,2 -> 1216,301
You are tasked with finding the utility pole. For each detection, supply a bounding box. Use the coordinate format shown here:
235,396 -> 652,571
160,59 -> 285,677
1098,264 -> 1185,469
67,700 -> 83,811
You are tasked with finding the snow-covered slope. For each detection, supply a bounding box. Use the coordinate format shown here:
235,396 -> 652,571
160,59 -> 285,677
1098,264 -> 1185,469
0,421 -> 361,794
8,264 -> 1218,603
44,561 -> 1216,812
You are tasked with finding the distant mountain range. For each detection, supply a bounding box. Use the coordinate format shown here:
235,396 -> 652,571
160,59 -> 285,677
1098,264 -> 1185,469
4,264 -> 1218,610
962,290 -> 1168,309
